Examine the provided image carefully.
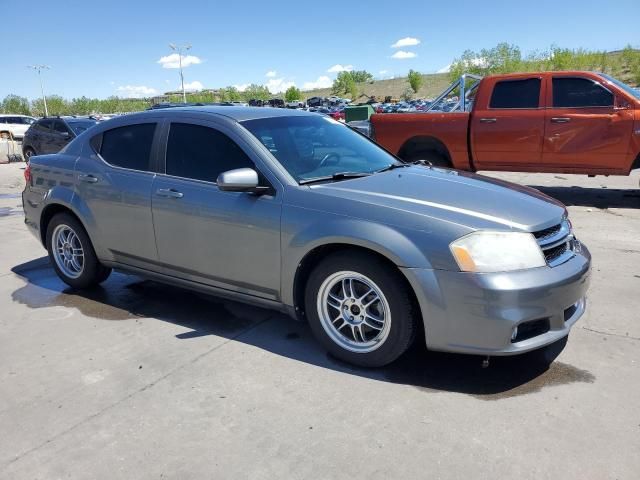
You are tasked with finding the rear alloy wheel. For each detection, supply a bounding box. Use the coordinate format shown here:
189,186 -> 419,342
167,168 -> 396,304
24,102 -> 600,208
46,213 -> 111,289
305,251 -> 417,367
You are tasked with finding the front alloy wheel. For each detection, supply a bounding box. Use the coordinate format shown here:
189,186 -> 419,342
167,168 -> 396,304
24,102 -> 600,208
317,271 -> 391,353
305,251 -> 417,367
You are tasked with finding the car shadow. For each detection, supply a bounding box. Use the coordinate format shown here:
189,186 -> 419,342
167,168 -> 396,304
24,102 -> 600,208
531,185 -> 640,209
10,257 -> 594,399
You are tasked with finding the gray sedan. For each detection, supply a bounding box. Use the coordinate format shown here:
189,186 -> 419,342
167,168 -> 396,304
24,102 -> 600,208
22,107 -> 591,367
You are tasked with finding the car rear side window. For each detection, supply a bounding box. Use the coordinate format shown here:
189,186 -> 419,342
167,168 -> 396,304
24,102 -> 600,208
552,77 -> 613,108
99,123 -> 156,171
38,119 -> 54,131
165,123 -> 254,182
489,78 -> 541,109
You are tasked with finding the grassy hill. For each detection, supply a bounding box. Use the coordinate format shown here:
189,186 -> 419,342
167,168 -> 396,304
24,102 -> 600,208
300,49 -> 640,102
301,73 -> 452,101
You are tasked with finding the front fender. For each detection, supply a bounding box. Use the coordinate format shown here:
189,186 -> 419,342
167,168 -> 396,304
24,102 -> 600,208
281,210 -> 434,307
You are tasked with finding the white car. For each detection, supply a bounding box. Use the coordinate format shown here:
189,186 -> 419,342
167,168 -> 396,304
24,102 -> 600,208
0,115 -> 37,140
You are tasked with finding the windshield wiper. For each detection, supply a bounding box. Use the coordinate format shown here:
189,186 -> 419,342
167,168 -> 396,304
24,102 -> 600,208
376,160 -> 431,173
299,172 -> 372,185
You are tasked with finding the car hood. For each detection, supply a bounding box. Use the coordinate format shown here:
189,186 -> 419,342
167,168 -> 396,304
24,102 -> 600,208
309,166 -> 566,232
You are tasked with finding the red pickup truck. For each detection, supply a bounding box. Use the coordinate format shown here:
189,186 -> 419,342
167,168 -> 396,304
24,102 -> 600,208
368,71 -> 640,176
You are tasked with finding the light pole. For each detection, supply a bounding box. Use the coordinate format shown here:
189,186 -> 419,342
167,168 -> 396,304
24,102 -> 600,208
169,43 -> 191,103
27,65 -> 50,116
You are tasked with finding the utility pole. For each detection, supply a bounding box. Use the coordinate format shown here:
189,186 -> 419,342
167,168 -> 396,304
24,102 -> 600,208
169,43 -> 191,103
27,65 -> 50,116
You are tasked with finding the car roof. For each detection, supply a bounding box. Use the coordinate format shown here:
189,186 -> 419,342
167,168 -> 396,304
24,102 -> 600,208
129,106 -> 316,122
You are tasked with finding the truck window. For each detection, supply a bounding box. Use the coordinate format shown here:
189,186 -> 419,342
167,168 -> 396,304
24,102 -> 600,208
489,78 -> 540,109
552,78 -> 613,108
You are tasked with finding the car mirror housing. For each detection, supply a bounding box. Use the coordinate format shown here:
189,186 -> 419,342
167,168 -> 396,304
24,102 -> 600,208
217,168 -> 269,194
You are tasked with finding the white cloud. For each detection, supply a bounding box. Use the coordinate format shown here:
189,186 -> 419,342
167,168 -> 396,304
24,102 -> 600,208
234,83 -> 249,92
265,70 -> 277,78
391,37 -> 420,48
327,64 -> 353,73
266,77 -> 296,93
116,85 -> 158,98
436,64 -> 451,73
391,50 -> 417,60
183,80 -> 204,91
302,76 -> 332,90
157,53 -> 202,69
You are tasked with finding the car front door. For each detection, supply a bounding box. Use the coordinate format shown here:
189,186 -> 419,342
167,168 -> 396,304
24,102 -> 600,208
470,76 -> 546,170
151,119 -> 282,300
74,120 -> 161,269
543,75 -> 635,173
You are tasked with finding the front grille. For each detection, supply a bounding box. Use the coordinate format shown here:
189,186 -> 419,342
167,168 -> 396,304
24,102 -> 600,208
511,318 -> 551,343
533,224 -> 562,241
533,218 -> 575,267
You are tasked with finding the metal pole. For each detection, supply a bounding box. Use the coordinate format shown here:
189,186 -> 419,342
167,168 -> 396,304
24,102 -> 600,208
38,69 -> 49,117
27,65 -> 50,116
169,44 -> 191,104
179,53 -> 186,103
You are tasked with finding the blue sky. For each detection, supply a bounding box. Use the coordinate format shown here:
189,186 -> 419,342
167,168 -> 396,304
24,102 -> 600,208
3,0 -> 638,100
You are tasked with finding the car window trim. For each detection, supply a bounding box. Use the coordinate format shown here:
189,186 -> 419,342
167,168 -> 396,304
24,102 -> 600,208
550,75 -> 614,109
158,117 -> 277,192
91,120 -> 161,175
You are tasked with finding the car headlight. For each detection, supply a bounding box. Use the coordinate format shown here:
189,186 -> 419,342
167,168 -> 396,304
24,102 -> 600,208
450,231 -> 546,273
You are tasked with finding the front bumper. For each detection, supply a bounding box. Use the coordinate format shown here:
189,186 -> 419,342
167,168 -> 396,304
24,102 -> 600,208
401,244 -> 591,356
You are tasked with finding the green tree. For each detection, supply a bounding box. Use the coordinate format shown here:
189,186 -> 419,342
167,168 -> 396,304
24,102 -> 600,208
350,70 -> 373,83
225,86 -> 242,102
407,69 -> 423,94
243,84 -> 271,101
1,95 -> 31,115
284,86 -> 302,102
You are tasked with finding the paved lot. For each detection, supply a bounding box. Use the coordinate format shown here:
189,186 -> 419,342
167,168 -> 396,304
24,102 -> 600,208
0,162 -> 639,479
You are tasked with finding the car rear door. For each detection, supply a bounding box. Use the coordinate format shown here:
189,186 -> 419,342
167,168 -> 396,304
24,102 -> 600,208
36,118 -> 56,153
542,75 -> 634,173
470,75 -> 546,170
151,118 -> 282,300
51,120 -> 73,152
75,120 -> 161,269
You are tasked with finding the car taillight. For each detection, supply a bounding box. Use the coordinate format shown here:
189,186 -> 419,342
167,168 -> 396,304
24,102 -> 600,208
24,164 -> 32,185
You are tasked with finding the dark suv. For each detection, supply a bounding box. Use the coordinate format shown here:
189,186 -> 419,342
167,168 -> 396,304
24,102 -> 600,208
22,116 -> 100,160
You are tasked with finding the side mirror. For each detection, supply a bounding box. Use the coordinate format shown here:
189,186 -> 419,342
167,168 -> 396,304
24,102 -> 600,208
217,168 -> 269,194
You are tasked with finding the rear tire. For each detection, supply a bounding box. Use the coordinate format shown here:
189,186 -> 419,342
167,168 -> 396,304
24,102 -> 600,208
46,213 -> 111,289
23,147 -> 36,161
304,251 -> 418,367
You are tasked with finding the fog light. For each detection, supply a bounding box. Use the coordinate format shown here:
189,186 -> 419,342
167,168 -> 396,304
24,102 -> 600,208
511,326 -> 519,341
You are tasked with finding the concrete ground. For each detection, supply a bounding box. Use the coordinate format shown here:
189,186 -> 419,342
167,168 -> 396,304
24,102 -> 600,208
0,161 -> 638,479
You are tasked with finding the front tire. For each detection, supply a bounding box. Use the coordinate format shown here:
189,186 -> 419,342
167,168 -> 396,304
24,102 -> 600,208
407,150 -> 450,168
304,251 -> 418,367
46,213 -> 111,289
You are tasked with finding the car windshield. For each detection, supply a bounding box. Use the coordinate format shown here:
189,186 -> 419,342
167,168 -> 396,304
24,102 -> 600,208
600,73 -> 640,100
241,115 -> 400,182
67,120 -> 99,135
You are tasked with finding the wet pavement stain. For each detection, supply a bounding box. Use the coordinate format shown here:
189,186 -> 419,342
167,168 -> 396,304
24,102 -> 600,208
11,257 -> 264,336
325,338 -> 594,398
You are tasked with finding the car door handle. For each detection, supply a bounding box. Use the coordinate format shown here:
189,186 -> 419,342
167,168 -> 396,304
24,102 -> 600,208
156,188 -> 184,199
479,118 -> 497,124
551,117 -> 571,124
78,174 -> 98,183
